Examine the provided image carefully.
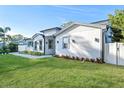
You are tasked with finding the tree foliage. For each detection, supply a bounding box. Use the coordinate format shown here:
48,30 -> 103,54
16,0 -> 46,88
11,34 -> 24,44
0,27 -> 11,46
109,10 -> 124,42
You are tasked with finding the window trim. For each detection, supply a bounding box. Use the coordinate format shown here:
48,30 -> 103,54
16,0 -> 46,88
39,40 -> 42,50
48,39 -> 53,49
62,36 -> 70,49
34,41 -> 37,50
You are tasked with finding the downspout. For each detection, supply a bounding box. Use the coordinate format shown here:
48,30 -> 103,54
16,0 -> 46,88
53,35 -> 56,55
116,42 -> 119,65
43,35 -> 45,55
101,30 -> 105,63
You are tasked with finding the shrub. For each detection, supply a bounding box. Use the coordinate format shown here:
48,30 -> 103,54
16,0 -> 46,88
54,55 -> 60,57
90,59 -> 95,63
0,48 -> 3,54
8,43 -> 18,52
0,46 -> 10,54
80,57 -> 84,61
20,50 -> 43,56
72,56 -> 75,60
96,58 -> 102,63
34,52 -> 42,56
85,58 -> 90,62
75,56 -> 80,60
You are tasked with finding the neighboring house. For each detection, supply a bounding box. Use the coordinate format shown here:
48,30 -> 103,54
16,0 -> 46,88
0,42 -> 3,48
91,19 -> 112,43
18,27 -> 61,55
18,20 -> 112,60
18,38 -> 33,52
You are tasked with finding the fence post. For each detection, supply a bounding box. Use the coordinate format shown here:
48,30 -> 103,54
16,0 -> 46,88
116,42 -> 120,66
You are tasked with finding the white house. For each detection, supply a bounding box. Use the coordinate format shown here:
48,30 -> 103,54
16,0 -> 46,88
55,22 -> 107,60
18,27 -> 61,55
18,20 -> 112,61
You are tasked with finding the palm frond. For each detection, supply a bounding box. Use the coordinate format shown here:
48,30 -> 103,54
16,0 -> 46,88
0,27 -> 4,33
5,27 -> 11,33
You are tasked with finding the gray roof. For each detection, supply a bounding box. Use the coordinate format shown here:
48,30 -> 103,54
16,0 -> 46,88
32,33 -> 44,39
90,19 -> 109,24
40,27 -> 61,32
55,22 -> 106,36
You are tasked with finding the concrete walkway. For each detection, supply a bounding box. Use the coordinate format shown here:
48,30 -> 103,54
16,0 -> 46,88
10,52 -> 52,59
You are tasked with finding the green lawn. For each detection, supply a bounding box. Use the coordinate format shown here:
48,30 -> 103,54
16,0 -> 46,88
0,54 -> 124,88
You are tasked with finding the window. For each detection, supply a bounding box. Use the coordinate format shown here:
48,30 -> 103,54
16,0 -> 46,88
48,39 -> 53,49
34,41 -> 37,50
28,41 -> 33,47
39,40 -> 42,50
63,37 -> 69,49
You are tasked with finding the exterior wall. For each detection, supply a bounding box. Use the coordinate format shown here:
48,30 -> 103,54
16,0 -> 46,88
18,45 -> 27,52
55,25 -> 102,59
45,36 -> 55,55
43,29 -> 58,36
33,35 -> 44,53
104,43 -> 124,66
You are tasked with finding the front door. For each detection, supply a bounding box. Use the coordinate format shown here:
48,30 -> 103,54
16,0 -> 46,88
45,37 -> 55,55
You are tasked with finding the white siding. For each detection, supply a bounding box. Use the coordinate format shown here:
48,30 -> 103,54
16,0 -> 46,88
43,29 -> 58,36
45,36 -> 55,55
55,25 -> 102,59
33,35 -> 44,53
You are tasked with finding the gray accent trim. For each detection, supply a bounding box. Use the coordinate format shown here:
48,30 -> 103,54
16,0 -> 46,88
101,29 -> 105,62
55,23 -> 104,36
91,19 -> 109,24
32,33 -> 44,39
40,27 -> 61,32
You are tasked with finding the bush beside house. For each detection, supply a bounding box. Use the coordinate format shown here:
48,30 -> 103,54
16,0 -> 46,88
54,55 -> 104,64
8,43 -> 18,52
20,50 -> 44,56
0,43 -> 18,54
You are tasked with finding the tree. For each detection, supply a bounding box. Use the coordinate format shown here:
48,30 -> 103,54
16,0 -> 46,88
109,10 -> 124,42
0,27 -> 11,46
11,34 -> 24,44
111,27 -> 123,42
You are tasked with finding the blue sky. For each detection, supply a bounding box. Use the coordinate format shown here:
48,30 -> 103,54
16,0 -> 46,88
0,5 -> 124,37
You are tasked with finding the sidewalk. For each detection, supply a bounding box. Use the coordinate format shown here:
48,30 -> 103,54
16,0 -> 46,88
10,52 -> 52,59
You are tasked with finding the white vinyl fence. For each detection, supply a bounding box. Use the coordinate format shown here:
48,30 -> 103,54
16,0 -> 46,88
104,43 -> 124,66
18,45 -> 34,52
18,45 -> 27,52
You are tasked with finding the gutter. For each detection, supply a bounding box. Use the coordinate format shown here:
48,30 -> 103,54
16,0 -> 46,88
42,32 -> 45,55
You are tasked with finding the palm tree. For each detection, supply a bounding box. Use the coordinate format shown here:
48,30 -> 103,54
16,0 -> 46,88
0,27 -> 11,46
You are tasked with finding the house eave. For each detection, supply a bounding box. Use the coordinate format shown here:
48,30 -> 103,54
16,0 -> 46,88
55,22 -> 105,37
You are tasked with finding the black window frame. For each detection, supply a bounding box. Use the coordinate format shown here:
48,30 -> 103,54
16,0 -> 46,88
48,39 -> 53,49
34,41 -> 37,50
39,40 -> 42,50
62,36 -> 70,49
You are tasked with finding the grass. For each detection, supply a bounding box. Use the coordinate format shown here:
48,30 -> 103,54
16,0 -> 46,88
0,54 -> 124,88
